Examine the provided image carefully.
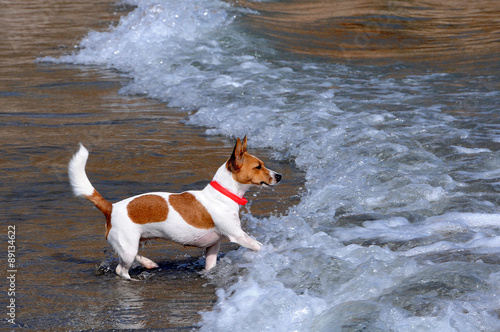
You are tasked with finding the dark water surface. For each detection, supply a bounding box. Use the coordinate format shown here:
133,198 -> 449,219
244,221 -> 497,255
2,0 -> 499,330
1,0 -> 300,329
237,0 -> 500,70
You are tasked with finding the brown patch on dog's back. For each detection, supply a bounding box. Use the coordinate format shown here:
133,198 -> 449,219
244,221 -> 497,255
127,194 -> 169,224
169,192 -> 215,229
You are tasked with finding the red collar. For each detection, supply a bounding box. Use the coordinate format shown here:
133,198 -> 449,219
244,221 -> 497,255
210,181 -> 248,206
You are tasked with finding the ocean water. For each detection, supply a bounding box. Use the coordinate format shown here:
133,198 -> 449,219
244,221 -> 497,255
43,0 -> 500,330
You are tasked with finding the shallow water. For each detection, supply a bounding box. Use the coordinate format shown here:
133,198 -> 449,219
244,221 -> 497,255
3,0 -> 500,330
236,0 -> 500,67
1,0 -> 299,329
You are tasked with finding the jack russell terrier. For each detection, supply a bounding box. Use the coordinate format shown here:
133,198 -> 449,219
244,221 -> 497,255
68,136 -> 281,279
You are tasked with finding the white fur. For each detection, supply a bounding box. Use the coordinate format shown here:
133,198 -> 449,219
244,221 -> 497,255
69,141 -> 281,280
68,144 -> 94,197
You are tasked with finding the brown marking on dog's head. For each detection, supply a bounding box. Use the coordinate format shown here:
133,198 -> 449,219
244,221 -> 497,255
227,136 -> 247,173
127,194 -> 169,224
227,136 -> 278,186
169,192 -> 215,229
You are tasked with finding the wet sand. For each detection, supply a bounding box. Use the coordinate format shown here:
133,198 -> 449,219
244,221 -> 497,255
1,0 -> 301,329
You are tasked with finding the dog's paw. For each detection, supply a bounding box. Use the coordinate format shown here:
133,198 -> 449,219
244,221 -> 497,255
135,255 -> 159,269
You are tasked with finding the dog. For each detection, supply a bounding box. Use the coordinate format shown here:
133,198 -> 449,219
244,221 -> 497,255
68,136 -> 281,279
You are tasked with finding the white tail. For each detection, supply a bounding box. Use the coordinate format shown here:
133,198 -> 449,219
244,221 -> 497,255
68,143 -> 95,197
68,144 -> 113,238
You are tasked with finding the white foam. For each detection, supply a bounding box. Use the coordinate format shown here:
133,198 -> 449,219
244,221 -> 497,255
42,0 -> 500,329
200,280 -> 327,332
452,146 -> 492,154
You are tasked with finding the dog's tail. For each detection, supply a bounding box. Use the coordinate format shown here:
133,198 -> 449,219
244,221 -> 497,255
69,144 -> 113,237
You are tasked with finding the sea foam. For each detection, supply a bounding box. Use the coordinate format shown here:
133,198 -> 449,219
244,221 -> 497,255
42,0 -> 500,330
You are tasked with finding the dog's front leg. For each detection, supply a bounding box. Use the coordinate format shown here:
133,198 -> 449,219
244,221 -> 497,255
215,213 -> 262,252
228,232 -> 262,252
205,240 -> 221,271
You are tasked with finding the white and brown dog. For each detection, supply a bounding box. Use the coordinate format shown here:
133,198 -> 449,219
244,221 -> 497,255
68,136 -> 281,279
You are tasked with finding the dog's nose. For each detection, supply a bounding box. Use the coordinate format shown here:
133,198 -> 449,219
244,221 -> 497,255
275,173 -> 282,183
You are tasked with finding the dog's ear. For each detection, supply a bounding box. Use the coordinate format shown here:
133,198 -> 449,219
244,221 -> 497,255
241,135 -> 247,153
227,136 -> 247,172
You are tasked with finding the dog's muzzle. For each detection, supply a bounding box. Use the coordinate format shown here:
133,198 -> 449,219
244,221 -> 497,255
261,172 -> 282,187
268,172 -> 282,186
274,173 -> 282,183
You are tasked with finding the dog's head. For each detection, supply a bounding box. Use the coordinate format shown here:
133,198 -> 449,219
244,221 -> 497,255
226,136 -> 282,187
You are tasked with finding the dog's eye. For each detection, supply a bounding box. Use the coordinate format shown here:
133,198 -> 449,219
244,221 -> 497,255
255,165 -> 262,170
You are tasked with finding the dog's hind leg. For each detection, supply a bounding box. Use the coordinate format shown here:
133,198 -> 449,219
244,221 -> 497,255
135,255 -> 159,269
108,229 -> 142,279
115,248 -> 138,280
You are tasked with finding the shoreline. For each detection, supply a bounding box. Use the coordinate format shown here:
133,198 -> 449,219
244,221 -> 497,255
1,0 -> 303,329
